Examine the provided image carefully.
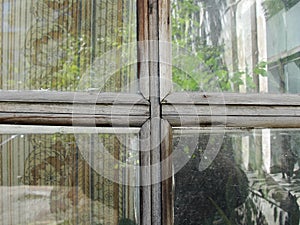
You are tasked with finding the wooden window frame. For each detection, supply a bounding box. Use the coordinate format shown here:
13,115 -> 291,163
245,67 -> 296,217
1,1 -> 300,225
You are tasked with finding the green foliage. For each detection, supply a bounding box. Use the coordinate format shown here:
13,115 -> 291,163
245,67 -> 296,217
172,0 -> 267,92
173,44 -> 234,91
208,196 -> 234,225
253,61 -> 268,77
262,0 -> 285,19
27,35 -> 91,91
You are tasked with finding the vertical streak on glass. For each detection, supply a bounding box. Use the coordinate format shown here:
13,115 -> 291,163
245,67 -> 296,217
108,1 -> 114,91
0,134 -> 2,185
47,0 -> 53,90
11,0 -> 16,90
17,134 -> 20,185
0,0 -> 2,89
115,0 -> 120,92
125,135 -> 129,218
90,0 -> 96,88
23,0 -> 28,89
124,0 -> 129,92
34,0 -> 38,89
4,1 -> 10,90
82,0 -> 88,76
50,0 -> 56,91
122,135 -> 126,219
6,135 -> 11,223
17,0 -> 22,90
63,1 -> 67,91
76,0 -> 82,94
103,0 -> 108,92
122,0 -> 127,92
10,1 -> 15,90
26,0 -> 30,89
102,135 -> 105,222
127,0 -> 133,92
70,0 -> 75,90
0,135 -> 2,222
123,0 -> 126,91
114,135 -> 120,223
75,137 -> 79,224
90,134 -> 94,224
18,136 -> 21,224
9,0 -> 14,90
8,135 -> 12,186
30,0 -> 36,89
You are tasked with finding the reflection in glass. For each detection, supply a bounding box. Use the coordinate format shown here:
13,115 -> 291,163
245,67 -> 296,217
171,0 -> 300,93
268,56 -> 300,94
0,0 -> 137,92
0,132 -> 139,225
173,129 -> 300,225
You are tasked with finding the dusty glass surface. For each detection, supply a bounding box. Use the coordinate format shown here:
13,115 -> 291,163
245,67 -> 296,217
171,0 -> 300,94
173,129 -> 300,225
0,0 -> 137,92
0,129 -> 139,225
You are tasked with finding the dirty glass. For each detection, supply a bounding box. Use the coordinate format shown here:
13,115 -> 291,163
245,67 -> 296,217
0,127 -> 139,225
171,0 -> 300,93
0,0 -> 137,92
173,128 -> 300,225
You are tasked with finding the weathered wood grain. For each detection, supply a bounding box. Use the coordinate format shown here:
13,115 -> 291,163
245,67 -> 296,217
137,0 -> 150,99
0,102 -> 149,116
163,105 -> 300,116
163,92 -> 300,105
163,92 -> 300,128
0,113 -> 147,127
0,91 -> 149,104
161,120 -> 173,225
0,125 -> 140,134
0,91 -> 149,126
164,115 -> 300,128
159,0 -> 172,99
139,120 -> 152,225
149,0 -> 162,224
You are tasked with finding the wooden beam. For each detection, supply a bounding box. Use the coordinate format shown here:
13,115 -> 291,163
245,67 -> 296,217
164,115 -> 300,128
162,92 -> 300,128
163,92 -> 300,105
0,125 -> 140,134
0,113 -> 148,127
163,105 -> 300,116
0,91 -> 149,126
0,102 -> 149,116
0,91 -> 149,105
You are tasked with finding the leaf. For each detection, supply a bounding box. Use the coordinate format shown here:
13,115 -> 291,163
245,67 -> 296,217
208,196 -> 235,225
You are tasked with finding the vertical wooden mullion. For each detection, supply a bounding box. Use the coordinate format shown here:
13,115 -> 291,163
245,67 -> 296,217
159,0 -> 172,100
161,120 -> 173,225
159,1 -> 173,225
139,0 -> 173,224
139,120 -> 152,225
137,0 -> 151,224
138,0 -> 150,99
148,0 -> 162,224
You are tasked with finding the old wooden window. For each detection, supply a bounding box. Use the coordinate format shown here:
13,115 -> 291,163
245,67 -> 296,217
1,0 -> 300,225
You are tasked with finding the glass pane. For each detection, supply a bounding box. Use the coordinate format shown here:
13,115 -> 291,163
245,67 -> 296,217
171,0 -> 300,93
0,127 -> 139,225
0,0 -> 137,92
173,128 -> 300,225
